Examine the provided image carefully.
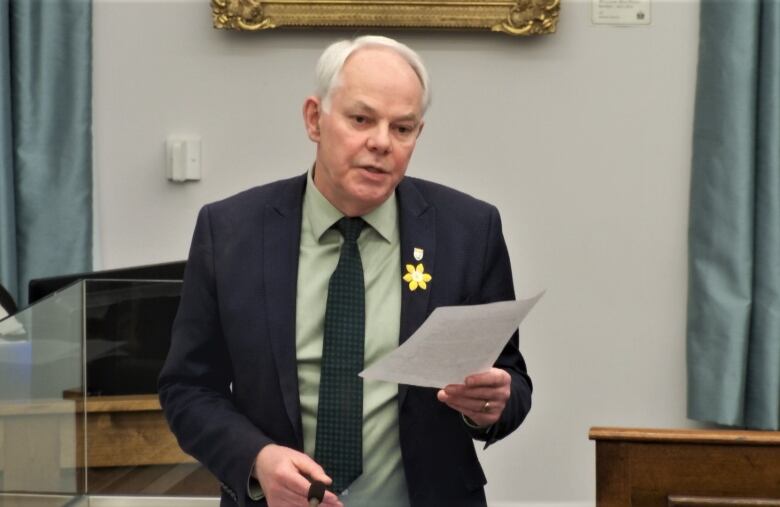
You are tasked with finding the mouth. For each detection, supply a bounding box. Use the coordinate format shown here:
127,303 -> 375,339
358,165 -> 388,175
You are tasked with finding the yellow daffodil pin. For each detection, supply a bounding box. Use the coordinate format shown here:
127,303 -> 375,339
403,263 -> 432,291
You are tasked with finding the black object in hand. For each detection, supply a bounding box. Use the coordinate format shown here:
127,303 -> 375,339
308,480 -> 327,506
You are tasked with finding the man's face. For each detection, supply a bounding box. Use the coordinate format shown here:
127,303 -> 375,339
304,47 -> 425,217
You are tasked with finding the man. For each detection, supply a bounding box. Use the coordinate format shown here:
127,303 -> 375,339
159,36 -> 532,507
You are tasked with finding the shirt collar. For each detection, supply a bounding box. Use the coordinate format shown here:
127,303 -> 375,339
304,167 -> 397,243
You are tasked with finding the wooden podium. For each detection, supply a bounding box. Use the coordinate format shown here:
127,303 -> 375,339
590,427 -> 780,506
0,394 -> 218,496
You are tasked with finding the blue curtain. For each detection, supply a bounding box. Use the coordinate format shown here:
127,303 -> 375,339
0,0 -> 93,307
0,0 -> 17,305
688,0 -> 780,430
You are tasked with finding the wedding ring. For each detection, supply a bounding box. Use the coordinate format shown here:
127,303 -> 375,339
481,400 -> 490,413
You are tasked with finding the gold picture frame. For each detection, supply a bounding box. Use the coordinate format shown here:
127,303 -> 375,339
212,0 -> 559,37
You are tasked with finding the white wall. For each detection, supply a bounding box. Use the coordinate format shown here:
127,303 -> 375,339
93,0 -> 701,503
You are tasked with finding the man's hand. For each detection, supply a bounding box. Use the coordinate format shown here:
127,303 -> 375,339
437,368 -> 511,428
255,444 -> 343,507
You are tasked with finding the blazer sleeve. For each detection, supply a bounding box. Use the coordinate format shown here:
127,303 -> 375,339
468,205 -> 533,448
158,205 -> 273,507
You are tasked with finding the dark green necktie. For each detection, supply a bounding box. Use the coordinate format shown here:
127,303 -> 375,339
314,217 -> 365,493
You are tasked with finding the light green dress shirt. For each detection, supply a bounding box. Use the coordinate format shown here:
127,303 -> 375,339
295,171 -> 409,506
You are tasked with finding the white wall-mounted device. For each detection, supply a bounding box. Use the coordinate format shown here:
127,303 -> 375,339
166,136 -> 202,182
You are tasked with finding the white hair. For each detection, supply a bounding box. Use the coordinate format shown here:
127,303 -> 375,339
315,35 -> 431,114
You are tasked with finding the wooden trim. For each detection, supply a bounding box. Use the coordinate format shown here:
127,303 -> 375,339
83,395 -> 162,413
0,400 -> 78,416
0,395 -> 162,417
589,427 -> 780,446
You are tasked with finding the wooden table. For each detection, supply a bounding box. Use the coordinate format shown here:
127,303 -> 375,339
0,395 -> 217,496
590,427 -> 780,506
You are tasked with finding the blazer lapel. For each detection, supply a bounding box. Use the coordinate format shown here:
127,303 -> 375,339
263,174 -> 306,449
397,178 -> 436,407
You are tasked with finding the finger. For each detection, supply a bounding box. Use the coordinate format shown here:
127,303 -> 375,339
275,489 -> 308,507
449,397 -> 505,416
441,385 -> 509,405
439,393 -> 492,414
273,458 -> 326,499
443,385 -> 509,401
263,476 -> 308,507
292,454 -> 333,486
322,490 -> 343,506
457,399 -> 500,425
465,368 -> 510,387
439,390 -> 506,415
463,402 -> 504,424
279,468 -> 316,498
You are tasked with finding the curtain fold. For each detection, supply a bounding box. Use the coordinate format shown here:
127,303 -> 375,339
688,0 -> 780,430
0,0 -> 92,307
1,0 -> 19,303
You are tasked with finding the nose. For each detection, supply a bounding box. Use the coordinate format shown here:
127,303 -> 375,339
366,124 -> 391,154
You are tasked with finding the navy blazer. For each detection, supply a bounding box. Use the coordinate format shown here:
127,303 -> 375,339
159,174 -> 532,507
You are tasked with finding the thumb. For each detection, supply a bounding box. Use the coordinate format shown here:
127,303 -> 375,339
292,453 -> 332,486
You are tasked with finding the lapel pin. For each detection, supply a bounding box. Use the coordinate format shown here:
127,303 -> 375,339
413,247 -> 424,261
403,263 -> 432,291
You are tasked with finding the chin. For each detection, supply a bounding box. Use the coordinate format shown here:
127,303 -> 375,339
348,189 -> 392,212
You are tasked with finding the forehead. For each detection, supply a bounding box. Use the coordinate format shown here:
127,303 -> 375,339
334,47 -> 424,114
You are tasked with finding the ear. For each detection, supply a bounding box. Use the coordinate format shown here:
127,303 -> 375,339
303,96 -> 323,142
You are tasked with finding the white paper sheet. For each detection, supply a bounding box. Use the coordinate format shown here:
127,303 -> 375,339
359,292 -> 544,388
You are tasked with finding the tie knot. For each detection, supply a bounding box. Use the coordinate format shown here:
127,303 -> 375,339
336,217 -> 365,243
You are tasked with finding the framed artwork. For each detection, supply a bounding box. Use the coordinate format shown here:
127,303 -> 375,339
212,0 -> 559,37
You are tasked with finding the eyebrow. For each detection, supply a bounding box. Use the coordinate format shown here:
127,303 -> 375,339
349,100 -> 421,124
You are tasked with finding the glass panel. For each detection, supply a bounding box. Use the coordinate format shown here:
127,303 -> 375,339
0,281 -> 86,499
0,279 -> 219,500
83,280 -> 181,397
80,280 -> 217,497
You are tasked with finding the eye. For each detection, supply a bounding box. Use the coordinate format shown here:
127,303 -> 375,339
352,115 -> 369,125
395,125 -> 415,136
